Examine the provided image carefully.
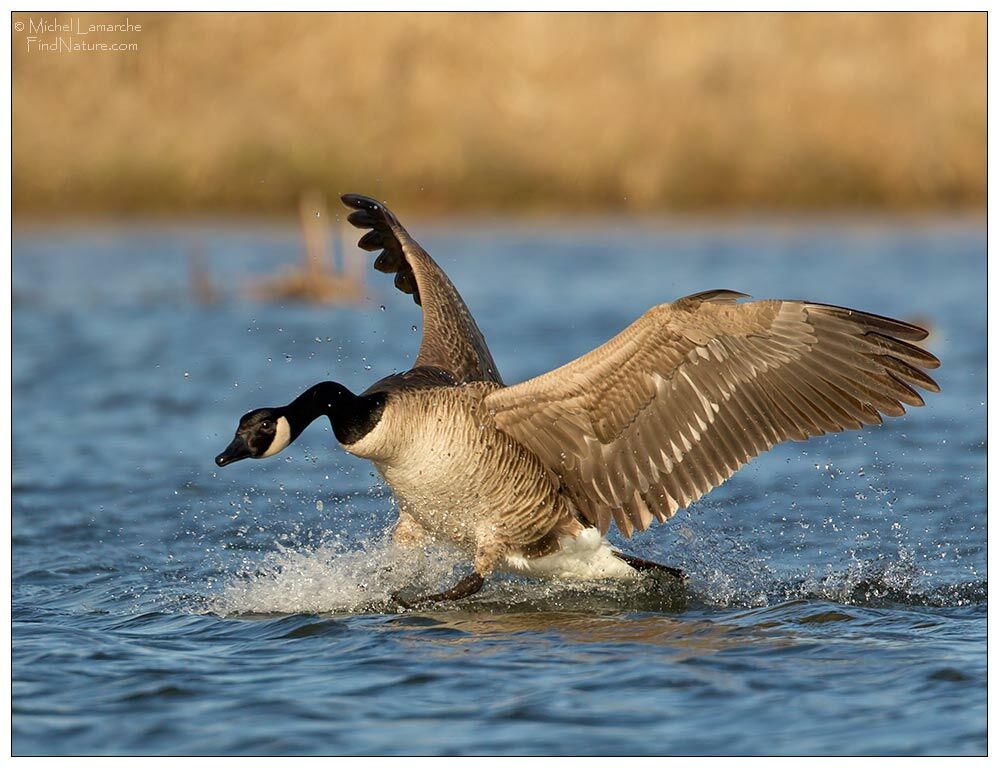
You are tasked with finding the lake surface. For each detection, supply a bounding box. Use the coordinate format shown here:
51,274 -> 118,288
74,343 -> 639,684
12,216 -> 986,755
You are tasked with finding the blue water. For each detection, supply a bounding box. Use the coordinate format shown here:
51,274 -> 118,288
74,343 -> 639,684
13,216 -> 986,755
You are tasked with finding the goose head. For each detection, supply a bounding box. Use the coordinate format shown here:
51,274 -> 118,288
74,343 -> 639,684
215,408 -> 294,466
215,381 -> 382,467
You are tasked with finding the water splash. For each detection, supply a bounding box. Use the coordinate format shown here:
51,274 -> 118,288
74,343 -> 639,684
197,491 -> 985,617
206,535 -> 466,616
205,533 -> 694,616
202,528 -> 984,617
794,550 -> 986,608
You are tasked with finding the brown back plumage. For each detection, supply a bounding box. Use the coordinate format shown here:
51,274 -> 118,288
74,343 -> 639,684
484,290 -> 940,537
341,194 -> 503,385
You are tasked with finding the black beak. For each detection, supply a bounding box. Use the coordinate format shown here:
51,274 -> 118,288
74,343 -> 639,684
216,435 -> 253,467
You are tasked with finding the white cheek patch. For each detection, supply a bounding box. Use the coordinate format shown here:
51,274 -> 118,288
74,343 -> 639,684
260,416 -> 292,458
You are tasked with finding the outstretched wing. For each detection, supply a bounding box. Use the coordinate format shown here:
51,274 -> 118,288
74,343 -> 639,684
341,194 -> 502,385
484,290 -> 940,537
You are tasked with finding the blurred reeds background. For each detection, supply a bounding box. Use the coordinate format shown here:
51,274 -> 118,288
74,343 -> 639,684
12,11 -> 985,217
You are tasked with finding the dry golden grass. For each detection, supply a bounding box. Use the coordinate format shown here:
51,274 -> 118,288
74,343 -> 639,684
12,12 -> 985,215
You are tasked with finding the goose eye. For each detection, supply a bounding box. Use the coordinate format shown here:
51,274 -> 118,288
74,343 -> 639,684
261,420 -> 272,430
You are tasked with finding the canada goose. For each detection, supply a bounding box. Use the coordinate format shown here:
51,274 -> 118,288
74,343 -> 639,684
216,193 -> 940,606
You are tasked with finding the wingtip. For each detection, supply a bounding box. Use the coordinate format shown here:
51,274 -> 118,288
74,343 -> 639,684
339,192 -> 419,304
341,193 -> 381,211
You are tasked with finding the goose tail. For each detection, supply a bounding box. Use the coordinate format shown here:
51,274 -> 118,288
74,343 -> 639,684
611,551 -> 686,582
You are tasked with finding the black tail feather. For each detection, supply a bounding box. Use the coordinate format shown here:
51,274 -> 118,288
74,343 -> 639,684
613,551 -> 686,581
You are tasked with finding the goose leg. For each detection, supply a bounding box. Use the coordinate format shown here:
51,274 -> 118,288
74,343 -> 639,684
391,540 -> 502,608
391,571 -> 484,609
392,509 -> 428,548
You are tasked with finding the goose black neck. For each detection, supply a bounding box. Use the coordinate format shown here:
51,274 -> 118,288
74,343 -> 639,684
285,382 -> 385,445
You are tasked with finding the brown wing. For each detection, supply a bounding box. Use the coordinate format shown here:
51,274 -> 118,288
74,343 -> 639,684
484,289 -> 940,537
341,194 -> 502,384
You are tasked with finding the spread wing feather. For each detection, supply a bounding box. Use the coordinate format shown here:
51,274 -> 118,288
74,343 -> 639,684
341,194 -> 502,384
484,291 -> 939,537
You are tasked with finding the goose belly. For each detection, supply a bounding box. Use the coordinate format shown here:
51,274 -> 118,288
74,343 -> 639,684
359,402 -> 550,546
376,448 -> 499,546
348,383 -> 572,551
503,528 -> 640,581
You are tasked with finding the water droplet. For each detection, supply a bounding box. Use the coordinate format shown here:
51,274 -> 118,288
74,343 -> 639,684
379,305 -> 386,311
316,500 -> 324,512
411,325 -> 418,332
183,371 -> 190,378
